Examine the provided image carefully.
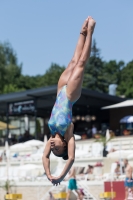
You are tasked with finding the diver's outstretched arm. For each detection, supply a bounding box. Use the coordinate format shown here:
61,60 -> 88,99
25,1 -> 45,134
60,135 -> 75,180
42,140 -> 51,180
49,124 -> 75,185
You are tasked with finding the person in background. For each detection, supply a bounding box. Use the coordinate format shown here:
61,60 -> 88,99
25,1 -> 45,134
11,134 -> 17,145
66,167 -> 82,200
0,151 -> 2,162
77,188 -> 85,200
48,191 -> 55,200
92,125 -> 97,138
87,165 -> 94,174
114,163 -> 121,178
18,134 -> 23,143
124,159 -> 133,200
85,165 -> 94,181
86,128 -> 92,138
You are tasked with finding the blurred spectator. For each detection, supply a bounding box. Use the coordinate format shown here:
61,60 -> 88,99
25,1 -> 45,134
85,165 -> 94,181
77,188 -> 85,200
19,130 -> 35,143
48,191 -> 55,200
92,125 -> 97,138
122,159 -> 128,174
86,165 -> 94,174
23,130 -> 34,142
115,129 -> 120,136
115,163 -> 121,178
11,134 -> 17,145
86,128 -> 92,138
18,134 -> 23,143
81,133 -> 87,140
123,159 -> 133,200
0,150 -> 2,162
1,150 -> 6,161
66,167 -> 82,200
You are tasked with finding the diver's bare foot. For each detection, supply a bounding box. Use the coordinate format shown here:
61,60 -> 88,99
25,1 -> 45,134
87,16 -> 96,34
80,17 -> 89,36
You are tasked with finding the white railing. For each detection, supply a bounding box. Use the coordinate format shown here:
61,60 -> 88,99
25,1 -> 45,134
76,181 -> 97,200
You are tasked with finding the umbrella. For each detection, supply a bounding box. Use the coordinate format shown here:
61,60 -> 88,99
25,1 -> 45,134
107,150 -> 133,159
120,116 -> 133,123
24,139 -> 44,147
0,121 -> 17,130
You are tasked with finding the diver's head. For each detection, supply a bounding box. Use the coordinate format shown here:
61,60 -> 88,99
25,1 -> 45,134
50,133 -> 68,160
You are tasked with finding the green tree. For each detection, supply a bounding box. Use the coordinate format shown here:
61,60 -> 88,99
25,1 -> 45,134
16,63 -> 65,90
117,61 -> 133,98
16,75 -> 42,90
103,60 -> 125,92
83,39 -> 106,92
41,63 -> 65,86
0,42 -> 22,93
3,84 -> 22,94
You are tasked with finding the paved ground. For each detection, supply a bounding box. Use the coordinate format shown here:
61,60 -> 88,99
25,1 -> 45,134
0,182 -> 104,200
0,185 -> 51,200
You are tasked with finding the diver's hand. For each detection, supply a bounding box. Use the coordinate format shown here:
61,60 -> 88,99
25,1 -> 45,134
47,174 -> 53,182
49,175 -> 63,186
47,174 -> 60,185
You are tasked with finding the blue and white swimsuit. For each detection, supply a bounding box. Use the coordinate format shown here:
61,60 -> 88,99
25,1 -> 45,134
48,85 -> 75,136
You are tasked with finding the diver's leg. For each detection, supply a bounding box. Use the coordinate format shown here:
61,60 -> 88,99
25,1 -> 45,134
57,18 -> 88,95
66,17 -> 96,101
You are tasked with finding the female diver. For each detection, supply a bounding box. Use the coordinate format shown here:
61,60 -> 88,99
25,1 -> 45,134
43,16 -> 96,186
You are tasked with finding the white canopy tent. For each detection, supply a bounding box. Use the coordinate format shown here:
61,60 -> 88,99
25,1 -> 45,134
102,100 -> 133,110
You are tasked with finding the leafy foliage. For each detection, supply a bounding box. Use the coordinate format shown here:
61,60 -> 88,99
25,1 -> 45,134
0,42 -> 22,94
41,63 -> 65,86
103,60 -> 125,93
0,180 -> 15,194
117,61 -> 133,98
83,40 -> 107,92
95,135 -> 114,147
0,41 -> 133,98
